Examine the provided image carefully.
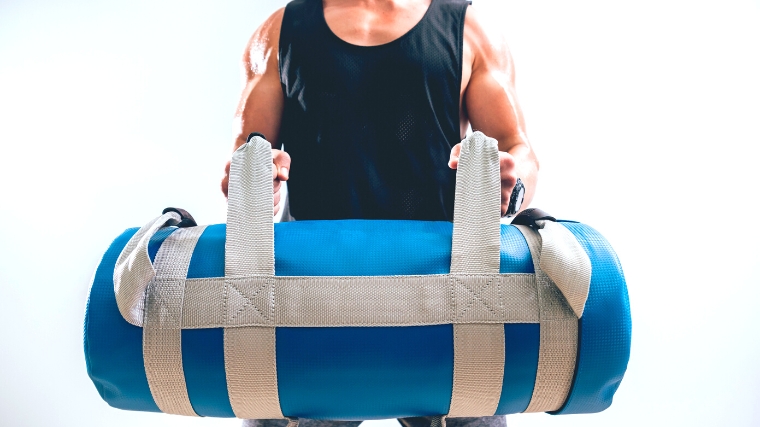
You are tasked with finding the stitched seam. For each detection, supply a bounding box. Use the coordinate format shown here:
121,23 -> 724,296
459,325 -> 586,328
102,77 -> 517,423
455,277 -> 498,321
228,280 -> 268,322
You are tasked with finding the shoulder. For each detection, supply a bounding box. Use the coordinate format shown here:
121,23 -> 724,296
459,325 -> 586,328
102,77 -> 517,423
243,8 -> 286,78
462,4 -> 512,72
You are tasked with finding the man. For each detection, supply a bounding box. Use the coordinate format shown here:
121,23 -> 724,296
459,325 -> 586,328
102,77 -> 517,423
222,0 -> 539,425
222,0 -> 538,219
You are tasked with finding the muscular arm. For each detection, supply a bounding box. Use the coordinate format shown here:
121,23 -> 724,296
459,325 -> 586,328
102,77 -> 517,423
458,7 -> 539,215
222,8 -> 290,210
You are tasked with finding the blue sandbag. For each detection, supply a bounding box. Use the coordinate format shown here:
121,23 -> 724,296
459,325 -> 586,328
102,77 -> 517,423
84,219 -> 630,419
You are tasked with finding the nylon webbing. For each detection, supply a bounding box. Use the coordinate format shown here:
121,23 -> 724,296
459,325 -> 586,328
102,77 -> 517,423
180,273 -> 536,328
450,132 -> 501,274
448,132 -> 505,417
114,212 -> 181,326
111,132 -> 595,419
536,221 -> 592,318
226,135 -> 274,276
515,224 -> 578,413
224,136 -> 283,419
143,225 -> 206,416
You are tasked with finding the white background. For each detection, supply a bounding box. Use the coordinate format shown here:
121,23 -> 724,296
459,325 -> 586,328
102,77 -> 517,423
1,1 -> 759,426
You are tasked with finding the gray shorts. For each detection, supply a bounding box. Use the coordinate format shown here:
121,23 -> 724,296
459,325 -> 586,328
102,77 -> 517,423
242,417 -> 507,427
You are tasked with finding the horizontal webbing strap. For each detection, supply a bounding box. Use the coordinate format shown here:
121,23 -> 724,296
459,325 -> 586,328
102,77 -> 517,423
180,273 -> 539,328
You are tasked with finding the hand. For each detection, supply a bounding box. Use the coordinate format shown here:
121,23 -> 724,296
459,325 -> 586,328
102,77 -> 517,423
221,148 -> 291,216
449,143 -> 518,216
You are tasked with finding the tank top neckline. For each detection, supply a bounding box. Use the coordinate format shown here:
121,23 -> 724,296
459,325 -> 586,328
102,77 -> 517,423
319,0 -> 437,49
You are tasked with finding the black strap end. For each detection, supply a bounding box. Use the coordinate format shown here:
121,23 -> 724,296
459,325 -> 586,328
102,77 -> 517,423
162,207 -> 197,228
247,132 -> 267,143
511,208 -> 556,229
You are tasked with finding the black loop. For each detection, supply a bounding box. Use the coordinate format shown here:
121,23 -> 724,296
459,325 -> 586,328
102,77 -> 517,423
162,207 -> 198,228
247,132 -> 267,143
511,208 -> 556,229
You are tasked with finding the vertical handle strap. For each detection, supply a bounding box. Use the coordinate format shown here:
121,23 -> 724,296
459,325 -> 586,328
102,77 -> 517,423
450,131 -> 502,273
447,132 -> 505,418
223,134 -> 284,419
226,135 -> 275,277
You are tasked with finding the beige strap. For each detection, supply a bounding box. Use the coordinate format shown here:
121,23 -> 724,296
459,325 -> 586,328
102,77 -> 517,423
224,136 -> 283,419
536,220 -> 592,318
448,323 -> 505,416
143,225 -> 206,416
114,211 -> 182,326
515,225 -> 578,413
225,135 -> 275,277
447,132 -> 505,417
224,326 -> 283,419
450,132 -> 502,274
180,273 -> 536,328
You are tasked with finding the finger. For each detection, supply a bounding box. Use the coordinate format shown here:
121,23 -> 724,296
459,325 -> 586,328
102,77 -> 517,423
499,153 -> 517,189
272,149 -> 292,181
448,143 -> 462,169
501,188 -> 512,216
499,152 -> 516,174
273,179 -> 281,194
221,161 -> 231,198
274,189 -> 282,216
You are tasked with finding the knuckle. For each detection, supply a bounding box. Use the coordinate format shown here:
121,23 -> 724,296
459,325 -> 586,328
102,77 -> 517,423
502,175 -> 517,189
500,154 -> 515,169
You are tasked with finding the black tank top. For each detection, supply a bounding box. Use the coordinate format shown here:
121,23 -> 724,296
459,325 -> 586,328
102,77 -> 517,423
278,0 -> 470,221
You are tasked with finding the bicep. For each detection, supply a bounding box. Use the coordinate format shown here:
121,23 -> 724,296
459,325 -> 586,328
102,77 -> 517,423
233,8 -> 286,149
235,69 -> 285,149
465,63 -> 528,154
463,13 -> 527,152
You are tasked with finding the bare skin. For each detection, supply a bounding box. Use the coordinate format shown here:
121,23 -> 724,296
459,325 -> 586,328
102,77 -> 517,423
222,0 -> 539,217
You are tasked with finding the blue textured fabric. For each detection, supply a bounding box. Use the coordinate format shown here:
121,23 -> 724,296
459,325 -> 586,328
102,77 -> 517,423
495,323 -> 540,415
277,325 -> 454,420
552,222 -> 631,414
182,224 -> 234,417
274,220 -> 452,276
498,225 -> 535,274
84,227 -> 175,412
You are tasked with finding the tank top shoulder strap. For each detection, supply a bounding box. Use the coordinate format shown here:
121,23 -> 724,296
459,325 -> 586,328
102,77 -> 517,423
429,0 -> 472,16
280,0 -> 324,48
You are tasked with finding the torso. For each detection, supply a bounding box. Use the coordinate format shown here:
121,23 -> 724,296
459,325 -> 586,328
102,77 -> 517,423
277,0 -> 470,220
322,0 -> 473,136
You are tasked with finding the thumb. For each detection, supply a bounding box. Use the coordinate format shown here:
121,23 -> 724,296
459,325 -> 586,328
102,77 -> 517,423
272,149 -> 291,181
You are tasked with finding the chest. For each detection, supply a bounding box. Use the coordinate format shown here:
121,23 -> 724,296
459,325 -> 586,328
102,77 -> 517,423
322,0 -> 432,47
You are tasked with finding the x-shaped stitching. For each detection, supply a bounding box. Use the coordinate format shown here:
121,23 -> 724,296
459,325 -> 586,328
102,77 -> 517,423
146,280 -> 182,325
453,276 -> 501,321
226,280 -> 271,323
